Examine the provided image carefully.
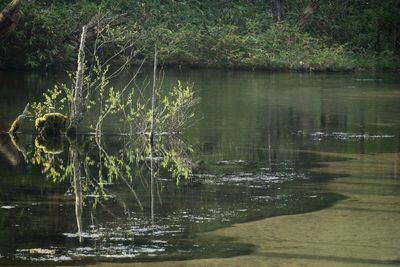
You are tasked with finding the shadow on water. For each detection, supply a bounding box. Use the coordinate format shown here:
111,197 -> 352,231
0,132 -> 346,265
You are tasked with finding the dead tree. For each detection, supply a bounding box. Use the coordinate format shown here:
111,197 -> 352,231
0,0 -> 21,38
68,26 -> 87,135
297,0 -> 321,32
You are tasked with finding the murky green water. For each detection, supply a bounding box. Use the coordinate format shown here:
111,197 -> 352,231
0,70 -> 399,265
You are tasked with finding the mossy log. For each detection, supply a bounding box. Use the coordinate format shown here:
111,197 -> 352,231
35,113 -> 68,135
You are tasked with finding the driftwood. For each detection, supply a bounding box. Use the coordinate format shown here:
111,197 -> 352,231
0,0 -> 21,38
8,103 -> 29,134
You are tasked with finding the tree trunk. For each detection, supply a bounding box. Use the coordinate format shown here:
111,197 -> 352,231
297,0 -> 321,32
68,26 -> 87,135
0,0 -> 21,38
149,46 -> 158,146
271,0 -> 285,23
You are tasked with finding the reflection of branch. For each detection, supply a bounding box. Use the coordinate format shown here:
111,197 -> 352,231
95,135 -> 144,210
69,139 -> 83,243
150,141 -> 155,224
0,134 -> 20,166
121,177 -> 144,211
9,133 -> 28,163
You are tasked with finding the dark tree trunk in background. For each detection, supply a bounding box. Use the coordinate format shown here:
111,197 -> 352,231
272,0 -> 285,23
396,25 -> 400,53
297,0 -> 321,32
0,0 -> 21,38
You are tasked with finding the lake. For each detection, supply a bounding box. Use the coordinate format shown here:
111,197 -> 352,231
0,69 -> 399,266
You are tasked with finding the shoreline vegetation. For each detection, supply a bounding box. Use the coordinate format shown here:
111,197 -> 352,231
1,0 -> 400,72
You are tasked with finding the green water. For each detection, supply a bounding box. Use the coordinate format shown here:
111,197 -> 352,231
0,70 -> 399,265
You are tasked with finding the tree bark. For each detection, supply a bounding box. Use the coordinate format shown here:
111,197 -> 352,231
0,0 -> 21,38
297,0 -> 321,32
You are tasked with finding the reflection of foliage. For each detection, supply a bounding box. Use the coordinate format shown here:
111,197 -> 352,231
30,133 -> 194,198
157,136 -> 194,183
32,135 -> 69,182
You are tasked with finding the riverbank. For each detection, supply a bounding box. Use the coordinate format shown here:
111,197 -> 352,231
1,1 -> 399,72
85,150 -> 400,267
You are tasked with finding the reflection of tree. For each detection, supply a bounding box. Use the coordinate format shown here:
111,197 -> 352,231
69,137 -> 83,243
0,134 -> 23,165
16,132 -> 194,240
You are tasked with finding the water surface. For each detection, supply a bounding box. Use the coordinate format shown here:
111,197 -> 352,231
0,70 -> 399,265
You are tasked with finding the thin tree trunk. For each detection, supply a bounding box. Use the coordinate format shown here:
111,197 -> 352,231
297,0 -> 321,32
149,46 -> 158,145
68,26 -> 87,134
149,47 -> 157,224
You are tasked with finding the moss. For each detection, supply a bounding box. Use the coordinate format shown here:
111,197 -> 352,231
35,113 -> 68,135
